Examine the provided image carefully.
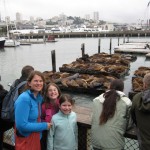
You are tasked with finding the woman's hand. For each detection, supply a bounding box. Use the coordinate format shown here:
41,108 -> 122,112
47,122 -> 52,129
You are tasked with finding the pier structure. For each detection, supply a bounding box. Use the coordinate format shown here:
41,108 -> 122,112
10,30 -> 150,40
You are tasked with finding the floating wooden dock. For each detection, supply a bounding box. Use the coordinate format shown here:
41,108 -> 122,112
146,53 -> 150,58
114,42 -> 150,54
114,48 -> 150,54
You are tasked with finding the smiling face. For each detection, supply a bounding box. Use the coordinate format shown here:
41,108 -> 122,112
28,74 -> 44,97
47,85 -> 59,100
59,101 -> 72,115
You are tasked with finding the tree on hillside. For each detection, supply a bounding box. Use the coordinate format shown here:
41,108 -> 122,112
73,17 -> 84,25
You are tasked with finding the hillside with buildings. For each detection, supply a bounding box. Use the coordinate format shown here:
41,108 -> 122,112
0,11 -> 149,35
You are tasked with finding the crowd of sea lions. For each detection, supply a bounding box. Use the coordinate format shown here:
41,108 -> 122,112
132,66 -> 150,92
43,71 -> 117,95
43,53 -> 149,99
76,53 -> 131,66
59,53 -> 130,78
60,63 -> 129,79
43,53 -> 138,95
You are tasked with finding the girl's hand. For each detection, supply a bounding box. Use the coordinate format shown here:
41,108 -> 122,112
47,123 -> 52,129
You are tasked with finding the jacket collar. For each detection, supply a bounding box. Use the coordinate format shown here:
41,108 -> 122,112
98,90 -> 125,103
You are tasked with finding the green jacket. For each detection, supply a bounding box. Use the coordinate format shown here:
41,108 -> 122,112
91,91 -> 132,150
131,89 -> 150,150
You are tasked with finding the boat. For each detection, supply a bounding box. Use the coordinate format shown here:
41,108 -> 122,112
4,38 -> 20,47
4,22 -> 20,47
0,37 -> 5,48
46,35 -> 57,42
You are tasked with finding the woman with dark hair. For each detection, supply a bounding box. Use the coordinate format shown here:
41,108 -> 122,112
91,79 -> 132,150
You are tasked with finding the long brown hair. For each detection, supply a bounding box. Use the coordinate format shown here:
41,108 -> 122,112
100,79 -> 124,125
44,83 -> 61,109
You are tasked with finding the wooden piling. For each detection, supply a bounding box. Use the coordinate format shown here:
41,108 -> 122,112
28,35 -> 30,42
43,34 -> 46,42
51,50 -> 56,72
118,37 -> 120,46
81,43 -> 85,58
127,35 -> 129,43
98,39 -> 101,53
109,38 -> 112,55
123,34 -> 126,43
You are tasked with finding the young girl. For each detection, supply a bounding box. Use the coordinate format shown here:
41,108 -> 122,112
47,94 -> 78,150
41,83 -> 61,150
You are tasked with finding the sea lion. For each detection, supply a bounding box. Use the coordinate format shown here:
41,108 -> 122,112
61,78 -> 69,87
75,78 -> 88,88
67,79 -> 79,87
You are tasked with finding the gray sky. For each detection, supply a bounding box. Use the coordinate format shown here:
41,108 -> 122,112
1,0 -> 150,23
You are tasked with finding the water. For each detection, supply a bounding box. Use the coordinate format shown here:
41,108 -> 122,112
0,37 -> 150,98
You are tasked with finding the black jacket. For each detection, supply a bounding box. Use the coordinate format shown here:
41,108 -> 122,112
0,89 -> 8,115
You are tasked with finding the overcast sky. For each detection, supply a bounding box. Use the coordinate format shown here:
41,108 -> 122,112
0,0 -> 150,23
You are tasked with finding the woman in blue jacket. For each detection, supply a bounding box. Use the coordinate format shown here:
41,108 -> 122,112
15,71 -> 51,150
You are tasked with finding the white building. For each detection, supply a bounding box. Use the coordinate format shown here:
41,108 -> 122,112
16,12 -> 22,23
30,16 -> 34,24
93,11 -> 99,22
5,16 -> 10,24
51,16 -> 59,22
85,14 -> 90,20
100,23 -> 115,31
59,13 -> 67,21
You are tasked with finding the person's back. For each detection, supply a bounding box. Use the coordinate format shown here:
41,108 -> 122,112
11,65 -> 34,94
0,65 -> 34,150
131,73 -> 150,150
0,84 -> 8,150
91,79 -> 132,150
0,84 -> 8,112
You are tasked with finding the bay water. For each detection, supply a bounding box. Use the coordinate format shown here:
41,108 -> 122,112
0,36 -> 150,100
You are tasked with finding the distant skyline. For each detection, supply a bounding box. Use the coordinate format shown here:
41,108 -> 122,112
0,0 -> 150,23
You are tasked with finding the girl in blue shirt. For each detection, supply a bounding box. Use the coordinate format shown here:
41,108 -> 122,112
47,94 -> 78,150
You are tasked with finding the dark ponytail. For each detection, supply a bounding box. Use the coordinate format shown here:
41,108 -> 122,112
99,79 -> 124,125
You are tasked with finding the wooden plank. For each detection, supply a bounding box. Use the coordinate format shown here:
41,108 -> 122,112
73,105 -> 92,126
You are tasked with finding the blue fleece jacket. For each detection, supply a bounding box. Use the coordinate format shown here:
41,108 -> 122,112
15,90 -> 48,137
47,110 -> 78,150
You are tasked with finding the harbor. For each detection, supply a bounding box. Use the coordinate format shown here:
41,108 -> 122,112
1,0 -> 150,149
1,36 -> 150,150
